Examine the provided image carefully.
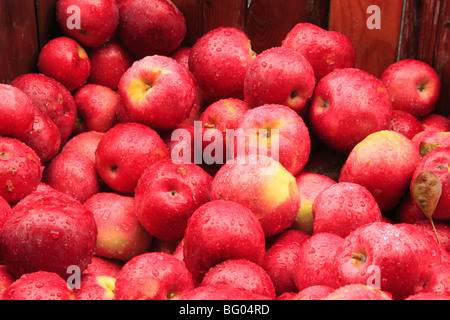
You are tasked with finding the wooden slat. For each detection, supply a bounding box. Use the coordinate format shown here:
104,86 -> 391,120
433,0 -> 450,117
171,0 -> 203,47
35,0 -> 61,49
201,0 -> 246,34
329,0 -> 404,78
400,0 -> 450,117
0,0 -> 39,83
246,0 -> 330,54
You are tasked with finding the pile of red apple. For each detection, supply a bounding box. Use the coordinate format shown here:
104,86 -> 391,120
0,0 -> 449,301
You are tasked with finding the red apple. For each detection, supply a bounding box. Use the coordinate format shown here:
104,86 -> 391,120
0,187 -> 97,279
234,104 -> 311,176
262,229 -> 310,296
84,192 -> 153,261
171,47 -> 192,70
170,46 -> 206,126
94,122 -> 169,195
0,196 -> 12,233
380,59 -> 441,118
199,259 -> 276,299
183,200 -> 266,276
210,154 -> 299,237
419,262 -> 450,297
172,239 -> 185,262
134,159 -> 213,241
281,23 -> 355,80
115,100 -> 133,124
395,193 -> 427,224
148,238 -> 180,255
196,98 -> 249,172
189,27 -> 256,103
2,271 -> 75,300
0,84 -> 34,141
334,222 -> 422,300
413,220 -> 450,252
441,247 -> 450,263
244,46 -> 315,112
396,223 -> 442,285
114,252 -> 194,300
62,130 -> 104,163
293,232 -> 343,291
178,284 -> 266,300
309,68 -> 392,154
303,146 -> 346,181
339,130 -> 420,211
181,97 -> 203,127
87,40 -> 134,90
21,107 -> 61,164
73,84 -> 120,134
200,98 -> 249,134
38,36 -> 91,91
0,137 -> 42,205
10,73 -> 77,144
56,0 -> 119,48
293,172 -> 336,234
421,113 -> 450,132
164,124 -> 197,164
0,265 -> 16,299
73,272 -> 116,300
295,285 -> 336,300
323,284 -> 392,300
117,0 -> 186,58
43,150 -> 101,202
388,109 -> 424,140
83,256 -> 123,277
404,291 -> 449,300
312,182 -> 382,237
278,285 -> 336,300
410,147 -> 450,220
118,55 -> 196,131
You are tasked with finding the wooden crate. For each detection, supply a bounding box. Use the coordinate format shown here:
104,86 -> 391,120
0,0 -> 448,117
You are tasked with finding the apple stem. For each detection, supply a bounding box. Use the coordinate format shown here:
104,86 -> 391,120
351,252 -> 366,263
204,123 -> 216,129
429,217 -> 441,245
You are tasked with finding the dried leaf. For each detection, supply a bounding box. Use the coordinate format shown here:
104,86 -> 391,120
411,170 -> 442,244
419,141 -> 440,157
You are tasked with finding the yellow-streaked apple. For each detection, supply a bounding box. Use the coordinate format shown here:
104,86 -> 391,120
119,55 -> 196,131
210,154 -> 299,237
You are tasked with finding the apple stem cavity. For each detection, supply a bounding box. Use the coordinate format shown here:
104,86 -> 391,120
170,190 -> 178,197
417,83 -> 425,92
351,252 -> 366,264
290,90 -> 298,99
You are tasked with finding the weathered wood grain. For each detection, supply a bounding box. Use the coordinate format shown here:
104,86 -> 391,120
246,0 -> 330,54
202,0 -> 246,34
329,0 -> 404,78
35,0 -> 61,49
432,0 -> 449,117
0,0 -> 39,83
0,0 -> 448,116
171,0 -> 203,47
